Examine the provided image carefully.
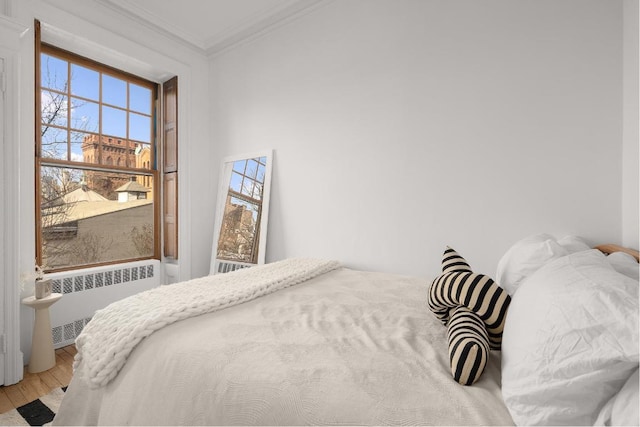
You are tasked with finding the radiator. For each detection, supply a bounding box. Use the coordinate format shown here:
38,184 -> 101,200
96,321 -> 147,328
214,259 -> 253,274
48,262 -> 159,348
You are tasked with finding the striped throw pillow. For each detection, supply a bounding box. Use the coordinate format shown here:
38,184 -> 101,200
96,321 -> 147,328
447,306 -> 490,385
428,247 -> 511,350
428,247 -> 511,385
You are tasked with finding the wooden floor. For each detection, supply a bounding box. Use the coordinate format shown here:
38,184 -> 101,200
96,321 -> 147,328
0,345 -> 75,414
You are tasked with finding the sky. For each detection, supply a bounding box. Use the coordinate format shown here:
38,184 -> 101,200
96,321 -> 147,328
40,53 -> 153,163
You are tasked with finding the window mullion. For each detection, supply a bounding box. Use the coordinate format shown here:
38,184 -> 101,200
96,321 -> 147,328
66,59 -> 71,162
98,70 -> 103,165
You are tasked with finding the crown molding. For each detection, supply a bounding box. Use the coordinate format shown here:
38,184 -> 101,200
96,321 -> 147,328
206,0 -> 329,58
97,0 -> 329,58
42,0 -> 206,57
0,12 -> 27,36
99,0 -> 208,52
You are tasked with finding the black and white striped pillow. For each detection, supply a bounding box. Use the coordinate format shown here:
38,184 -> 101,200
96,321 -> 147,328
447,306 -> 490,385
428,247 -> 510,350
428,247 -> 511,385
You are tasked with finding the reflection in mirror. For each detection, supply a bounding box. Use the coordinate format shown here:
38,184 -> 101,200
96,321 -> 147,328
210,150 -> 273,274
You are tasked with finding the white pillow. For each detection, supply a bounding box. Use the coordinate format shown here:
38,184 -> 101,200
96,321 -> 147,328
611,368 -> 639,426
495,234 -> 568,296
557,235 -> 591,253
595,368 -> 639,426
607,251 -> 640,281
501,250 -> 639,426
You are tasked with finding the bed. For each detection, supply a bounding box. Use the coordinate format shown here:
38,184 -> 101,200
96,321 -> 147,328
53,235 -> 639,426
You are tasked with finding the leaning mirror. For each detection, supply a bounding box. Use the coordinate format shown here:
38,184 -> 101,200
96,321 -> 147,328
210,150 -> 273,274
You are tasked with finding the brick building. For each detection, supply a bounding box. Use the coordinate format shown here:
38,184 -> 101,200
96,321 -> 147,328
81,134 -> 153,200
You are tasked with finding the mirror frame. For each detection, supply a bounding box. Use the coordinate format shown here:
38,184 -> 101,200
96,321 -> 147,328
209,149 -> 273,274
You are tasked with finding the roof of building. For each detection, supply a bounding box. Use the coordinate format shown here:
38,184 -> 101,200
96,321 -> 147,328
115,180 -> 150,193
62,186 -> 109,203
43,199 -> 153,226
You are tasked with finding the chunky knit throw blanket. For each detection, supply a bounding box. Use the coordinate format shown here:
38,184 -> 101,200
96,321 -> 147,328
73,258 -> 340,389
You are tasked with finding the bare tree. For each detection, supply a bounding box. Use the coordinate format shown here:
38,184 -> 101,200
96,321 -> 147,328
131,224 -> 154,257
65,233 -> 114,266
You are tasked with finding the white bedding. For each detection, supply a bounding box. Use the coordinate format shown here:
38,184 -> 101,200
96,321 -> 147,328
54,267 -> 513,426
74,258 -> 340,389
501,249 -> 639,425
496,235 -> 640,426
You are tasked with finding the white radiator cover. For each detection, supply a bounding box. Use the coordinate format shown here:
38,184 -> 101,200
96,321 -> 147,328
213,259 -> 253,274
46,261 -> 161,348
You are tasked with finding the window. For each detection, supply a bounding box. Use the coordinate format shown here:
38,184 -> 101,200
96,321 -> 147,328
36,42 -> 159,271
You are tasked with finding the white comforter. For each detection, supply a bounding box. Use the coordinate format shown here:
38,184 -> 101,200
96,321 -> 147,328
74,258 -> 340,389
54,267 -> 513,426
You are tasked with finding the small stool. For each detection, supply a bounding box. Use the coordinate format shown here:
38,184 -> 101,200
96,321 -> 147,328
22,293 -> 63,373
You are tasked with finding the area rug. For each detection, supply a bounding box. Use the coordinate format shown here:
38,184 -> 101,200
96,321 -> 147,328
0,387 -> 66,426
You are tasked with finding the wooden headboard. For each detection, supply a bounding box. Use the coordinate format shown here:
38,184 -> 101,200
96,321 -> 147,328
595,244 -> 640,262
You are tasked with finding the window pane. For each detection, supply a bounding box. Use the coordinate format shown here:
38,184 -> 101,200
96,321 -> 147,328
102,74 -> 127,108
40,165 -> 82,206
70,131 -> 97,163
240,179 -> 254,198
41,126 -> 67,160
129,112 -> 151,143
102,106 -> 127,138
41,90 -> 68,128
232,160 -> 246,174
103,137 -> 136,168
40,165 -> 154,270
81,133 -> 102,164
216,196 -> 259,263
246,159 -> 259,179
229,172 -> 242,193
256,163 -> 266,184
70,64 -> 99,101
41,54 -> 68,92
70,98 -> 99,133
133,143 -> 152,170
252,182 -> 262,200
130,84 -> 151,114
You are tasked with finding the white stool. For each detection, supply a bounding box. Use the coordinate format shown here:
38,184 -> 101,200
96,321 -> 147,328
22,293 -> 63,373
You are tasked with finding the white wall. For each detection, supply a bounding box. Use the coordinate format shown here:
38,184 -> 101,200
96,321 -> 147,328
623,0 -> 639,250
209,0 -> 629,277
0,11 -> 30,386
